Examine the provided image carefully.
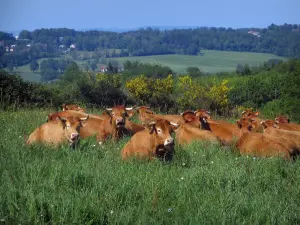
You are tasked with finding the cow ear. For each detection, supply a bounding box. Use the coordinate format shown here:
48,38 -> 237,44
147,121 -> 156,134
254,112 -> 259,116
260,121 -> 267,129
170,122 -> 180,131
125,109 -> 134,118
236,120 -> 242,129
105,109 -> 112,118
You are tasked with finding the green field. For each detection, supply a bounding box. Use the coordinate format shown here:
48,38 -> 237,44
1,109 -> 300,224
115,51 -> 286,74
13,50 -> 286,82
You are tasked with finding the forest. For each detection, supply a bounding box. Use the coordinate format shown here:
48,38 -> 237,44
0,23 -> 300,69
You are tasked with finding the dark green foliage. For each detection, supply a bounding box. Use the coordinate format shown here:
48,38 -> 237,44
0,71 -> 53,109
29,59 -> 39,72
123,60 -> 173,79
1,24 -> 299,70
186,66 -> 202,77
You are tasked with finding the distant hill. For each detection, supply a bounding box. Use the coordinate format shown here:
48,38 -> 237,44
0,23 -> 299,71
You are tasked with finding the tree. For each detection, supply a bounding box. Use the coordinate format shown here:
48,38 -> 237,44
60,62 -> 83,83
186,67 -> 202,77
30,59 -> 39,72
91,62 -> 97,72
7,63 -> 14,72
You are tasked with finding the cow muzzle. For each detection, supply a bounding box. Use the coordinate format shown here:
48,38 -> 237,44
70,133 -> 79,141
115,118 -> 125,127
164,137 -> 174,146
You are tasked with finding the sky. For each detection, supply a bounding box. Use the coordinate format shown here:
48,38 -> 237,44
0,0 -> 300,32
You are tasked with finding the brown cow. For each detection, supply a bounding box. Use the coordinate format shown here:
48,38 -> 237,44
47,106 -> 134,143
174,112 -> 220,145
241,109 -> 260,118
47,110 -> 92,122
194,109 -> 211,119
125,119 -> 145,134
97,105 -> 134,143
275,115 -> 290,124
121,119 -> 176,160
236,118 -> 298,160
26,115 -> 89,148
261,120 -> 300,150
181,111 -> 239,144
263,119 -> 300,132
62,104 -> 86,112
136,106 -> 184,125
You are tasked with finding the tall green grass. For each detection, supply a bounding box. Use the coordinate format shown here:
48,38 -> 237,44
1,109 -> 300,224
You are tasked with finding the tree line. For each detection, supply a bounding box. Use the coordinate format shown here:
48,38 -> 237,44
1,24 -> 300,69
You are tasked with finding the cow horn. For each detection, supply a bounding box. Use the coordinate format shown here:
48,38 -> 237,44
125,107 -> 133,110
106,108 -> 112,111
80,115 -> 89,121
170,122 -> 179,127
148,121 -> 156,126
260,121 -> 265,125
241,111 -> 246,115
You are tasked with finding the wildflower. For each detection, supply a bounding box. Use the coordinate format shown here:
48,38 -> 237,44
211,161 -> 214,164
182,162 -> 186,166
253,157 -> 257,160
181,177 -> 184,180
92,144 -> 96,147
0,219 -> 5,222
110,210 -> 114,214
168,208 -> 172,213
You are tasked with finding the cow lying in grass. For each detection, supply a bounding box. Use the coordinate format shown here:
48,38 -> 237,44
26,115 -> 89,148
121,119 -> 177,161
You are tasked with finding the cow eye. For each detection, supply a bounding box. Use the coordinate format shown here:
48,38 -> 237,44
157,128 -> 162,133
112,112 -> 115,116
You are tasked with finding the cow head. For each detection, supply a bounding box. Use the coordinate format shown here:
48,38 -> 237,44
241,109 -> 260,118
180,110 -> 200,128
105,105 -> 133,128
194,109 -> 211,119
236,118 -> 257,132
58,115 -> 89,148
275,115 -> 290,124
136,106 -> 154,123
260,120 -> 279,130
146,119 -> 178,160
62,104 -> 86,112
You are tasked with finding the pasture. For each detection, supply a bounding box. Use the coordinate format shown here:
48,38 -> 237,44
114,51 -> 286,74
13,50 -> 286,82
1,109 -> 300,224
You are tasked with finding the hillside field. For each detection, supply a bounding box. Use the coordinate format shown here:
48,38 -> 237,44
12,50 -> 286,82
1,109 -> 300,224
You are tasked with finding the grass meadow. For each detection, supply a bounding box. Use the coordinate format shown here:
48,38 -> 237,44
1,109 -> 300,224
13,50 -> 286,82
